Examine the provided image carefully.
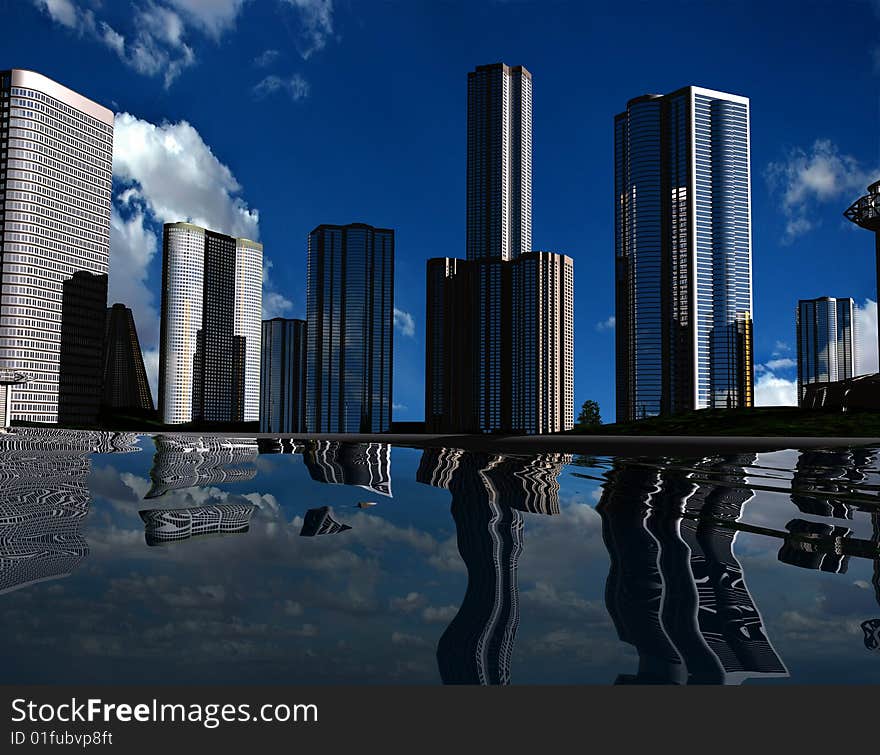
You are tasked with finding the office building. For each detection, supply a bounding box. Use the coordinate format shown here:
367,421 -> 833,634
425,64 -> 574,435
305,223 -> 393,433
57,271 -> 108,426
0,69 -> 114,424
511,251 -> 574,433
139,504 -> 256,546
158,222 -> 262,425
796,297 -> 856,405
260,317 -> 306,433
615,87 -> 753,420
102,303 -> 154,414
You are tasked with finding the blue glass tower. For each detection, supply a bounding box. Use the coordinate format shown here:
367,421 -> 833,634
260,317 -> 307,433
305,223 -> 394,433
615,87 -> 753,421
796,297 -> 856,405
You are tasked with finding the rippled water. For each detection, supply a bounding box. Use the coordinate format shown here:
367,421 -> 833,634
2,429 -> 879,685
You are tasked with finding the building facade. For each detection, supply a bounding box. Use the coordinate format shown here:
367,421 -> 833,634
615,87 -> 753,421
305,223 -> 393,433
0,69 -> 114,424
158,222 -> 262,425
260,317 -> 307,433
796,296 -> 856,405
102,303 -> 154,414
57,270 -> 107,426
425,63 -> 574,435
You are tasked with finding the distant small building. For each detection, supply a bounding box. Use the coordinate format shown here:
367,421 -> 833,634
260,318 -> 306,433
102,303 -> 154,415
796,297 -> 856,406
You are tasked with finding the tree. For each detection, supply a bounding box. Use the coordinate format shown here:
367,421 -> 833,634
576,399 -> 602,427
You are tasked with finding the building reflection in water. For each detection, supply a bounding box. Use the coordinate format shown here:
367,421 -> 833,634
303,441 -> 392,497
300,506 -> 352,536
417,449 -> 571,685
146,435 -> 258,498
138,504 -> 256,546
598,455 -> 789,685
0,429 -> 139,594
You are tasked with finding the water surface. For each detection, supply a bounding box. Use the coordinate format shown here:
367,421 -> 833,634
2,429 -> 879,685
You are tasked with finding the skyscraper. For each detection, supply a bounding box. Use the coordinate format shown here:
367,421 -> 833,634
58,271 -> 108,426
102,303 -> 154,414
615,87 -> 753,421
467,63 -> 532,262
260,317 -> 307,433
305,223 -> 393,433
425,63 -> 574,435
158,222 -> 263,425
511,251 -> 574,434
0,70 -> 114,424
796,297 -> 856,405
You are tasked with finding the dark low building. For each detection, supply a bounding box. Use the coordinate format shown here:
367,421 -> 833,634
801,373 -> 880,411
102,303 -> 154,415
58,271 -> 109,426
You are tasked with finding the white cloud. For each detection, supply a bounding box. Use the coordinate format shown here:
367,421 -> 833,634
254,48 -> 281,67
32,0 -> 79,28
595,315 -> 615,332
765,357 -> 796,371
166,0 -> 248,39
393,308 -> 415,338
773,340 -> 792,354
283,0 -> 334,59
32,0 -> 247,87
262,260 -> 295,319
766,139 -> 877,242
113,112 -> 260,240
856,298 -> 878,375
110,112 -> 261,389
253,73 -> 310,101
754,372 -> 798,407
392,403 -> 407,411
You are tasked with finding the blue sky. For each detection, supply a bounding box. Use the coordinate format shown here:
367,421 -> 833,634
5,0 -> 880,421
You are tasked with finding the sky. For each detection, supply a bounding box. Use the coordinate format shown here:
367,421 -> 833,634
4,0 -> 880,422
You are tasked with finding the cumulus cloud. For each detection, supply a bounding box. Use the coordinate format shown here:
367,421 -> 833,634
283,0 -> 335,59
253,73 -> 310,102
766,139 -> 877,242
754,372 -> 798,407
595,315 -> 615,332
765,357 -> 796,371
32,0 -> 247,87
110,112 -> 262,396
393,308 -> 416,338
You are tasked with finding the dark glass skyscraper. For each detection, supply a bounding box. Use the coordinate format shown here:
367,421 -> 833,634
796,297 -> 856,405
58,271 -> 108,426
102,303 -> 154,414
615,87 -> 753,421
260,317 -> 307,433
305,223 -> 393,433
425,63 -> 573,434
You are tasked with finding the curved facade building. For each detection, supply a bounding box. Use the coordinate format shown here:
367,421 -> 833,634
0,69 -> 114,424
159,222 -> 262,424
615,87 -> 753,420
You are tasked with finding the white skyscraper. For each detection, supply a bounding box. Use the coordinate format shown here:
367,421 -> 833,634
0,69 -> 114,424
159,222 -> 262,425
